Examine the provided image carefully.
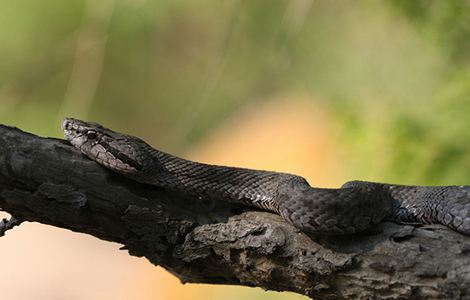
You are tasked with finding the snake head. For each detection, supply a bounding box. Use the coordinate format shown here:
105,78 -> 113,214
62,117 -> 145,175
62,117 -> 104,149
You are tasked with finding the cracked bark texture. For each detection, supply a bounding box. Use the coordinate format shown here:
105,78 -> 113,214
1,124 -> 470,300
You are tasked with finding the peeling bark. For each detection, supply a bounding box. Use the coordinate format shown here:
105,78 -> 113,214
1,124 -> 470,299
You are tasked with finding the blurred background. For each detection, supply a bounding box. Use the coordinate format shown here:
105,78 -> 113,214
1,0 -> 469,299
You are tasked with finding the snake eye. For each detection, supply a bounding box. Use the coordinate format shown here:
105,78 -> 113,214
86,130 -> 98,140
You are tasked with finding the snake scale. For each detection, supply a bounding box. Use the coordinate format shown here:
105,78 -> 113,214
62,118 -> 470,235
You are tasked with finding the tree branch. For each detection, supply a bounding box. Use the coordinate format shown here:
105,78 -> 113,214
1,124 -> 469,299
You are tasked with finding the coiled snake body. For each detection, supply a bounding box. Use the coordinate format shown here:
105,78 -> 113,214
62,118 -> 470,235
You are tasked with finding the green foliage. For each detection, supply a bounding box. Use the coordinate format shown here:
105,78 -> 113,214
0,0 -> 469,185
388,0 -> 470,63
386,71 -> 470,184
336,0 -> 470,184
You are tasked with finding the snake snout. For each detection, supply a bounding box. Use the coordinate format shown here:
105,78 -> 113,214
61,118 -> 77,142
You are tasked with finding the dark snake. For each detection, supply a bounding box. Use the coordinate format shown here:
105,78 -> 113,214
62,118 -> 470,235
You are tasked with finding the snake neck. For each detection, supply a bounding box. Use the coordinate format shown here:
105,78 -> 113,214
139,146 -> 305,213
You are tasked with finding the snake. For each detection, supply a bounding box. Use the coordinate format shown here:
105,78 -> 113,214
62,117 -> 470,235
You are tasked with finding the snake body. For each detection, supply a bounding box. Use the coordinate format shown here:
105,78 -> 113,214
62,118 -> 470,235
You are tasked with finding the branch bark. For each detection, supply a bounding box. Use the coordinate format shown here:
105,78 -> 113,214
1,124 -> 470,299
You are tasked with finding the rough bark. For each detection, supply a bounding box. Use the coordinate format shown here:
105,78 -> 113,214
1,124 -> 470,300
